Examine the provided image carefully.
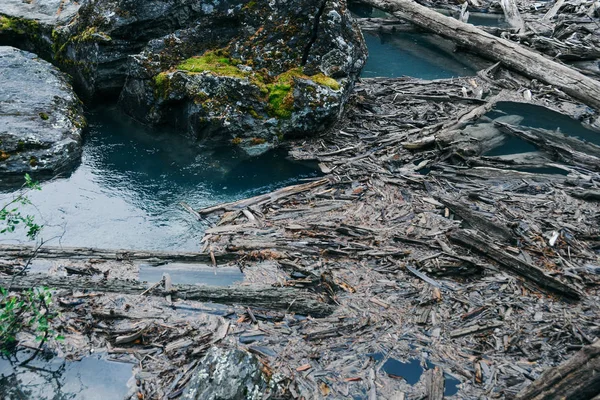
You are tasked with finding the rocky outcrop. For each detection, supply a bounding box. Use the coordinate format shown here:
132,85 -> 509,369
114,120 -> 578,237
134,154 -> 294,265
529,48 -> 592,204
0,46 -> 85,186
1,0 -> 366,151
182,347 -> 272,400
119,0 -> 367,148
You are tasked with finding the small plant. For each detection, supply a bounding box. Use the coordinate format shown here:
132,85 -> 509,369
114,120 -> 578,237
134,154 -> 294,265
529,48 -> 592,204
0,173 -> 42,239
0,174 -> 57,357
0,287 -> 62,352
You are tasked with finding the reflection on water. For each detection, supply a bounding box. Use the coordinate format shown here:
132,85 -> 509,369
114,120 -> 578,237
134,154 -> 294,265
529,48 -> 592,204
361,32 -> 480,79
0,352 -> 133,400
368,353 -> 460,396
0,108 -> 319,251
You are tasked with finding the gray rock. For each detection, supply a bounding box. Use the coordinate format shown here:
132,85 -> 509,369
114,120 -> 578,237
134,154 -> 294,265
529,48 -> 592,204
0,46 -> 85,186
183,347 -> 268,400
118,0 -> 367,148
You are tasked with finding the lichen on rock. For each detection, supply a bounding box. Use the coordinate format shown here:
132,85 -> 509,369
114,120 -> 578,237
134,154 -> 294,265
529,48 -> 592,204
118,0 -> 367,151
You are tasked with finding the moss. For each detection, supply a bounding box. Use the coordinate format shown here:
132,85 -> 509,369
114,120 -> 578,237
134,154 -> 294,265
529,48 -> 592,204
250,137 -> 266,145
152,72 -> 171,98
311,74 -> 341,90
29,156 -> 38,167
166,49 -> 341,120
16,141 -> 25,151
248,108 -> 261,119
177,50 -> 247,78
267,83 -> 293,119
0,151 -> 9,162
0,15 -> 39,35
243,0 -> 257,9
39,112 -> 49,120
231,137 -> 242,145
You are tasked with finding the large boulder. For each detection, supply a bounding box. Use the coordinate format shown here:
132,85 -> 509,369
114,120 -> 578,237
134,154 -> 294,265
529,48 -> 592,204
0,46 -> 85,186
0,0 -> 366,150
182,347 -> 271,400
118,0 -> 367,148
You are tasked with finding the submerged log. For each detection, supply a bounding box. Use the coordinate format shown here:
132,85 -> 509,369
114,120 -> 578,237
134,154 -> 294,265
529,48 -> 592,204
0,274 -> 334,317
515,340 -> 600,399
0,244 -> 236,264
448,229 -> 582,300
359,0 -> 600,111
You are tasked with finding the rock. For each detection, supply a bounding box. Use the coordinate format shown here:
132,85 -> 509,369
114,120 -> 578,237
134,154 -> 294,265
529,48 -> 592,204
182,347 -> 270,400
0,0 -> 253,100
118,0 -> 367,148
0,46 -> 85,186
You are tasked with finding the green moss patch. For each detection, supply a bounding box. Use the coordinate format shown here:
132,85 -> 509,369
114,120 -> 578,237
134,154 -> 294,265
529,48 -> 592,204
177,50 -> 248,79
160,50 -> 341,120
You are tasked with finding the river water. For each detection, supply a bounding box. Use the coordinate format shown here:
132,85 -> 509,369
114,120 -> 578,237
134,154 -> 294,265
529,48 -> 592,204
0,107 -> 319,251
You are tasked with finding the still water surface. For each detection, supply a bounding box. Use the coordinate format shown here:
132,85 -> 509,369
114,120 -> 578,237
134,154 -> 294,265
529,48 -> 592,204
0,108 -> 319,251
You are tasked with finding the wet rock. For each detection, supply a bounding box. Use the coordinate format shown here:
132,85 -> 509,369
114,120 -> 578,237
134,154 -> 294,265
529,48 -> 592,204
118,0 -> 367,149
0,46 -> 85,186
182,347 -> 268,400
0,0 -> 237,100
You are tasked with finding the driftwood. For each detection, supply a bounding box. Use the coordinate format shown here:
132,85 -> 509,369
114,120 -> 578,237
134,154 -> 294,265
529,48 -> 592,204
448,229 -> 582,299
516,340 -> 600,399
196,178 -> 329,215
359,0 -> 600,110
0,274 -> 334,317
0,244 -> 236,264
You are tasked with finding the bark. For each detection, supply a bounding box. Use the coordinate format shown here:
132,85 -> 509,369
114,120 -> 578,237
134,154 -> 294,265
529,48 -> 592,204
359,0 -> 600,111
0,244 -> 236,264
0,274 -> 335,317
448,229 -> 582,300
516,341 -> 600,400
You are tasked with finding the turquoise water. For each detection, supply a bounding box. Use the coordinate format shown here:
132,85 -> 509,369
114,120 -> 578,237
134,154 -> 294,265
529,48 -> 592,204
361,31 -> 479,79
0,108 -> 319,251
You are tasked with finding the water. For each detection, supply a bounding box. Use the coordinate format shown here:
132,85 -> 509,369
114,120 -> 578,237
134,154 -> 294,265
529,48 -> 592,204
368,353 -> 460,396
361,32 -> 480,79
0,107 -> 319,251
139,263 -> 244,285
487,102 -> 600,146
0,352 -> 133,400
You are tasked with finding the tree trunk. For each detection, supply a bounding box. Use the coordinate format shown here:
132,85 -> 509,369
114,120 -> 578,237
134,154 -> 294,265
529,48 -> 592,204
516,341 -> 600,399
0,274 -> 335,317
359,0 -> 600,111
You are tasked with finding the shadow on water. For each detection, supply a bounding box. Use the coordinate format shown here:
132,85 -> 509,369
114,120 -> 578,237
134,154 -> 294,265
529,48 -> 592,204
368,353 -> 460,396
0,351 -> 132,400
360,31 -> 485,79
0,107 -> 320,251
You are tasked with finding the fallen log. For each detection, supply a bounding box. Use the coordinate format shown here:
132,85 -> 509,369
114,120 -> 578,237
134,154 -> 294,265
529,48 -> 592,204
437,197 -> 515,243
448,229 -> 582,300
196,178 -> 329,215
0,244 -> 236,264
515,340 -> 600,399
359,0 -> 600,111
0,274 -> 335,317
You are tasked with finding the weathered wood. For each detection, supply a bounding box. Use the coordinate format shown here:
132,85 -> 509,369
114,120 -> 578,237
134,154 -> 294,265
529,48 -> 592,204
516,341 -> 600,399
500,0 -> 524,31
0,244 -> 236,264
196,178 -> 329,215
359,0 -> 600,110
438,197 -> 515,243
0,274 -> 335,317
448,229 -> 582,299
425,366 -> 445,400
